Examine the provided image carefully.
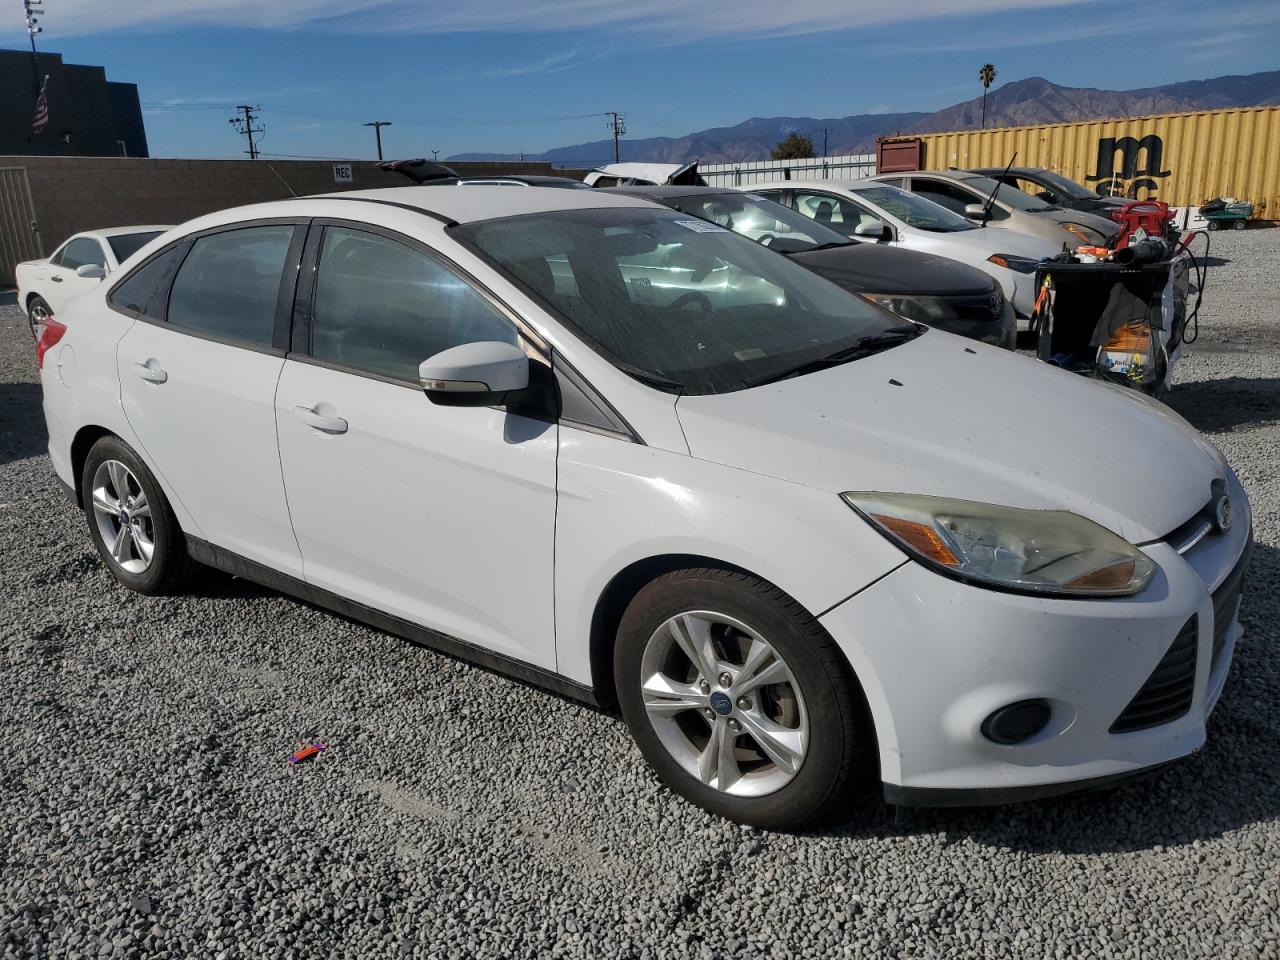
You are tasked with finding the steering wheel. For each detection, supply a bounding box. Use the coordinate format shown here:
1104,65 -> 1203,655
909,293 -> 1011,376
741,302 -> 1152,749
756,234 -> 777,247
670,292 -> 713,312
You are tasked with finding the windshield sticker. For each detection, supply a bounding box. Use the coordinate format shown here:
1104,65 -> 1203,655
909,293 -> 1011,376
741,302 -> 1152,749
674,219 -> 727,233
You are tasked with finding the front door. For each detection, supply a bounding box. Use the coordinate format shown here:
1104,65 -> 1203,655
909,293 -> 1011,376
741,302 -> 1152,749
116,222 -> 305,575
274,223 -> 558,668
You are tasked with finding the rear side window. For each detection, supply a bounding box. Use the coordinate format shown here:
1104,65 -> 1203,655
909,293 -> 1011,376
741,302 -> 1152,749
167,225 -> 295,347
107,231 -> 163,264
108,244 -> 189,322
59,237 -> 107,270
310,226 -> 517,383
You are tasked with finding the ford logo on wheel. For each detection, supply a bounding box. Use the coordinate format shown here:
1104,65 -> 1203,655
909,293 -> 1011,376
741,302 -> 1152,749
709,692 -> 733,716
1213,495 -> 1233,534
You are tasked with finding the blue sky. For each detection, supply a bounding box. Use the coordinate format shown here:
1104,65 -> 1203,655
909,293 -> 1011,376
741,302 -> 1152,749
2,0 -> 1276,160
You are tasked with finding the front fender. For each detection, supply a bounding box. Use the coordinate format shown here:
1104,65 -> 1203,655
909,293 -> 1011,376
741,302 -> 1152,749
553,427 -> 906,686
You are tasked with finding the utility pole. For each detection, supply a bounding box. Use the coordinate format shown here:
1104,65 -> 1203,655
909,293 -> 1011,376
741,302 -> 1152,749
363,120 -> 391,161
229,105 -> 264,159
605,111 -> 626,164
822,128 -> 828,157
23,0 -> 44,103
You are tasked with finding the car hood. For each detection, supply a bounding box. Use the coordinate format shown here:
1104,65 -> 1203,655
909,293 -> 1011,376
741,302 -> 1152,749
917,225 -> 1058,260
1036,206 -> 1120,237
675,331 -> 1224,543
788,243 -> 993,296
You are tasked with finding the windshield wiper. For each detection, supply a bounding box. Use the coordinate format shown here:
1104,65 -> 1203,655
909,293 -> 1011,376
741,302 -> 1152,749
743,326 -> 922,388
621,363 -> 684,393
800,241 -> 852,252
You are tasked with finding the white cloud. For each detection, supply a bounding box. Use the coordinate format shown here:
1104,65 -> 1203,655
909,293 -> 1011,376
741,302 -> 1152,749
2,0 -> 1091,39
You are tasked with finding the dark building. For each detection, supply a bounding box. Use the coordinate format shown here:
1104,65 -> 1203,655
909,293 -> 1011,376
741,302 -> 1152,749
1,49 -> 148,157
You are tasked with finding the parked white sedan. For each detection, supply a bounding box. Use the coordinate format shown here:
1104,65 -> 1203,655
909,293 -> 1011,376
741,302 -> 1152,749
15,226 -> 170,336
748,180 -> 1057,325
38,187 -> 1250,828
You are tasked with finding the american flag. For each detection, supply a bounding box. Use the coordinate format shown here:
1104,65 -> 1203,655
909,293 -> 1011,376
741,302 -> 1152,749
32,74 -> 50,134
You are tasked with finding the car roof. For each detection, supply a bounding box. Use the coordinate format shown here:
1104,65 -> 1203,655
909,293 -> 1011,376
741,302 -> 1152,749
757,179 -> 879,191
606,186 -> 734,200
968,166 -> 1046,177
303,185 -> 663,223
76,225 -> 171,240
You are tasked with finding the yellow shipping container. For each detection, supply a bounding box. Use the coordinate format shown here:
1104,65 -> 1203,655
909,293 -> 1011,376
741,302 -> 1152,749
882,105 -> 1280,218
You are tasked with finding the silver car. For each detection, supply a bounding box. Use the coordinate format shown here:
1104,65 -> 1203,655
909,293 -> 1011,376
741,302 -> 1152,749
870,170 -> 1118,249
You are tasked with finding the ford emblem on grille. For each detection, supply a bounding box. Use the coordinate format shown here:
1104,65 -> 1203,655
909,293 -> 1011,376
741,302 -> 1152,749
1213,495 -> 1233,533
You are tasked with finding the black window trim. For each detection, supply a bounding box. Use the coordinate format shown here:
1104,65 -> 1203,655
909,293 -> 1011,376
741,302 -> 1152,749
107,217 -> 308,358
289,217 -> 550,391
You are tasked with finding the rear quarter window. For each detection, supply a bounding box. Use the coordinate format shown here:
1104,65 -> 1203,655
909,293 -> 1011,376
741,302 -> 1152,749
107,243 -> 190,322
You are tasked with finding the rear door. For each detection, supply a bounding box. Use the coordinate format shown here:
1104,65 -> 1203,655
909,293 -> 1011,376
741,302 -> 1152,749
45,236 -> 109,313
115,221 -> 306,575
274,221 -> 558,668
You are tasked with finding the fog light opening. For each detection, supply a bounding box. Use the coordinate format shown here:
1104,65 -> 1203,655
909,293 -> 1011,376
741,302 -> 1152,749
981,699 -> 1053,745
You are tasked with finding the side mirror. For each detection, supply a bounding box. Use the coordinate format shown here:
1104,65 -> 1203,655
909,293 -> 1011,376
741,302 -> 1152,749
854,222 -> 892,241
1035,190 -> 1056,203
76,263 -> 106,280
963,203 -> 991,221
419,341 -> 529,407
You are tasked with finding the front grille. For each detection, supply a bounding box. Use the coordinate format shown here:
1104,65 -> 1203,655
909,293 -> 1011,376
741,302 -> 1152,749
1111,616 -> 1198,733
1210,548 -> 1249,674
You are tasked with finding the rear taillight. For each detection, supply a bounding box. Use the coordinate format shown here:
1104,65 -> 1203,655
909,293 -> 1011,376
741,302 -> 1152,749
36,316 -> 67,369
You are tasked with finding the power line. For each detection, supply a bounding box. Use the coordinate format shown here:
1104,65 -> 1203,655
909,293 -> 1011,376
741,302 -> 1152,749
228,104 -> 265,160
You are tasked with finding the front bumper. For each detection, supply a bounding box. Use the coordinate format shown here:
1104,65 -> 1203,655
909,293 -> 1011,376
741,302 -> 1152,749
820,472 -> 1251,806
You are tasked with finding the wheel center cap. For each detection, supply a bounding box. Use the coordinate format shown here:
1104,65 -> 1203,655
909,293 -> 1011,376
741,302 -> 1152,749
709,691 -> 733,716
119,509 -> 130,526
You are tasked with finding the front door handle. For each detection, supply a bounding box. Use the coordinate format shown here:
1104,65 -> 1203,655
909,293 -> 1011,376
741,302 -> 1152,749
133,361 -> 168,384
294,404 -> 348,434
51,275 -> 63,283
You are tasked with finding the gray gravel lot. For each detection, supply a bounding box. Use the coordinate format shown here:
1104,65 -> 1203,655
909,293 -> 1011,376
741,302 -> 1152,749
2,229 -> 1279,959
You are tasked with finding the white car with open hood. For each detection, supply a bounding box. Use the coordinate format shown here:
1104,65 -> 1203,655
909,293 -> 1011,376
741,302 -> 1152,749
15,226 -> 170,337
38,186 -> 1250,828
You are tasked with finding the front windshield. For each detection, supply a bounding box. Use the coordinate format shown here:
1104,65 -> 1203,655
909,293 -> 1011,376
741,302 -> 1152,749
454,208 -> 903,396
964,175 -> 1055,212
852,185 -> 976,232
676,193 -> 851,253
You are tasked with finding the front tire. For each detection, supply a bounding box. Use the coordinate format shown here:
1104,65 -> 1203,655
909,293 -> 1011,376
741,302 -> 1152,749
27,295 -> 52,340
81,436 -> 194,594
1233,220 -> 1247,231
615,568 -> 871,829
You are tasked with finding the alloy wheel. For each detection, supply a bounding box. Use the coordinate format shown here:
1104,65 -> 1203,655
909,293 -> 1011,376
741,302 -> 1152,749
640,610 -> 809,797
91,460 -> 155,575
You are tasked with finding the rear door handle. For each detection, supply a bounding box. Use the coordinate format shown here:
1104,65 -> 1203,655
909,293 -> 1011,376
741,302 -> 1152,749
294,404 -> 348,434
50,275 -> 63,283
133,361 -> 168,384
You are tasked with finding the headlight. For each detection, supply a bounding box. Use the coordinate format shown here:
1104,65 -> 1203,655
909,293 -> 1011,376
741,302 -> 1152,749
859,293 -> 954,323
986,254 -> 1040,274
842,492 -> 1156,597
1061,222 -> 1105,246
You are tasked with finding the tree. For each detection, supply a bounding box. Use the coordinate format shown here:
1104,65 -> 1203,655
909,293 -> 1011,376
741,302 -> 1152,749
979,63 -> 997,128
771,132 -> 815,160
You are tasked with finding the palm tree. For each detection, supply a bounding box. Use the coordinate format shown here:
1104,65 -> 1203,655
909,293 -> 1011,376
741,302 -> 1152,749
979,63 -> 997,128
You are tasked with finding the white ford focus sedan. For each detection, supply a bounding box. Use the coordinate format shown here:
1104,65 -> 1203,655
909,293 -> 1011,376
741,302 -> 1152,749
37,187 -> 1250,828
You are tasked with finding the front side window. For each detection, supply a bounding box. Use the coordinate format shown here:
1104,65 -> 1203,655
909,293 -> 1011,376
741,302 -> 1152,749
167,225 -> 295,347
59,237 -> 107,270
793,192 -> 883,234
455,208 -> 904,396
310,227 -> 518,383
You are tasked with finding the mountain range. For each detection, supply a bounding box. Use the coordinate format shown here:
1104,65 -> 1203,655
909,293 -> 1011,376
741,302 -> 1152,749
449,70 -> 1280,167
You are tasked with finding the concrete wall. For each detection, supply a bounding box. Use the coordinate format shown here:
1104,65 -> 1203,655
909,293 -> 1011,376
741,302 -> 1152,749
0,156 -> 586,283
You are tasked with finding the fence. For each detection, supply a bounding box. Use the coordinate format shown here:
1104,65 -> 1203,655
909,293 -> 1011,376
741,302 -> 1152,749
0,156 -> 586,285
698,153 -> 876,187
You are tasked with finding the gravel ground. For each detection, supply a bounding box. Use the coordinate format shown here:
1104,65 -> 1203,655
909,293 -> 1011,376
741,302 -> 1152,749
2,229 -> 1278,960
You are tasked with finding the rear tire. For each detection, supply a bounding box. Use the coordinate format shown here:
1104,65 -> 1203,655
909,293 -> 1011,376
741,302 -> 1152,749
614,567 -> 872,829
1206,220 -> 1219,231
1233,220 -> 1247,231
81,436 -> 195,594
27,295 -> 52,340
